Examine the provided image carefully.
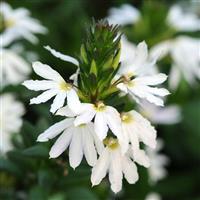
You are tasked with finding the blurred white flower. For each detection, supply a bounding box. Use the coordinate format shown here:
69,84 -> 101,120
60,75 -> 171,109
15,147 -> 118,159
37,106 -> 103,169
91,137 -> 139,193
0,93 -> 24,154
147,139 -> 169,184
0,2 -> 47,47
107,4 -> 140,26
151,36 -> 200,90
0,48 -> 31,87
145,193 -> 161,200
121,110 -> 157,168
167,4 -> 200,32
139,101 -> 181,125
117,40 -> 170,106
74,102 -> 127,152
23,61 -> 81,113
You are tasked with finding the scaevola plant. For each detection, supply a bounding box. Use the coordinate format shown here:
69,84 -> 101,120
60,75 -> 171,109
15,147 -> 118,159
23,20 -> 169,193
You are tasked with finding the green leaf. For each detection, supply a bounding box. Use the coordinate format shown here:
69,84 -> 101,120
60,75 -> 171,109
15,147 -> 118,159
90,59 -> 97,76
23,144 -> 49,158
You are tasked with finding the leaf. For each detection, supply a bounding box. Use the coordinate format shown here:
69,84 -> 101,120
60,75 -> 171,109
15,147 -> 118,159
22,144 -> 49,158
90,59 -> 98,76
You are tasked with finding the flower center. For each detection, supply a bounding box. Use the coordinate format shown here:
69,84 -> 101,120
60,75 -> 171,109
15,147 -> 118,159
5,18 -> 16,28
78,123 -> 86,128
94,101 -> 106,112
121,112 -> 133,123
103,137 -> 119,150
59,81 -> 72,91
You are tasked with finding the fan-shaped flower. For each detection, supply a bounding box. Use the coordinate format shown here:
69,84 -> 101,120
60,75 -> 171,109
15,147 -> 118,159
151,36 -> 200,90
121,110 -> 157,168
0,93 -> 24,154
116,40 -> 170,106
1,48 -> 30,87
0,2 -> 47,47
23,61 -> 80,113
91,137 -> 139,193
167,4 -> 200,32
73,102 -> 127,153
37,106 -> 103,169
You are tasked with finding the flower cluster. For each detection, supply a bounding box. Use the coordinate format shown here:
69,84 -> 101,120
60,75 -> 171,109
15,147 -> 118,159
0,2 -> 47,154
23,21 -> 169,193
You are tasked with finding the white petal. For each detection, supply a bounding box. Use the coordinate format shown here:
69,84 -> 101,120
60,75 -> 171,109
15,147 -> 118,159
131,110 -> 157,148
32,61 -> 64,82
44,46 -> 79,66
23,80 -> 56,91
88,123 -> 104,155
134,41 -> 148,67
122,156 -> 139,184
109,149 -> 123,193
74,105 -> 96,126
91,148 -> 110,186
30,89 -> 57,104
94,112 -> 108,141
82,124 -> 97,166
37,118 -> 74,142
105,106 -> 122,137
169,64 -> 181,90
56,106 -> 76,117
49,127 -> 73,158
117,83 -> 128,93
66,89 -> 81,114
50,92 -> 67,113
69,128 -> 83,169
134,73 -> 168,86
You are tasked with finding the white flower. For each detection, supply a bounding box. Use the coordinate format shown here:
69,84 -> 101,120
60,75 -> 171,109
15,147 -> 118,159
74,102 -> 127,153
151,36 -> 200,90
37,106 -> 103,169
117,40 -> 170,106
1,48 -> 30,87
107,4 -> 140,26
121,110 -> 157,168
139,101 -> 181,125
0,93 -> 24,154
0,2 -> 47,47
23,61 -> 81,113
146,139 -> 169,184
145,193 -> 161,200
91,137 -> 139,193
167,4 -> 200,32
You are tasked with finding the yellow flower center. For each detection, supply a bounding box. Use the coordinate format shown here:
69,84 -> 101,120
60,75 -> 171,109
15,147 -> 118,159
121,112 -> 133,124
78,123 -> 86,128
59,81 -> 72,91
94,101 -> 106,112
103,137 -> 119,150
5,18 -> 15,28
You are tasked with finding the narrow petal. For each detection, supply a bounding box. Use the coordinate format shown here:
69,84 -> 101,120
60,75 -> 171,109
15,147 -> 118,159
66,89 -> 81,114
94,112 -> 108,141
74,105 -> 96,126
30,89 -> 57,104
122,156 -> 139,184
56,106 -> 76,117
82,124 -> 97,166
134,73 -> 168,86
37,118 -> 74,142
88,123 -> 104,155
109,149 -> 123,193
44,46 -> 79,66
23,80 -> 56,91
32,61 -> 64,82
49,127 -> 73,158
69,127 -> 83,169
50,92 -> 67,113
91,148 -> 110,186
